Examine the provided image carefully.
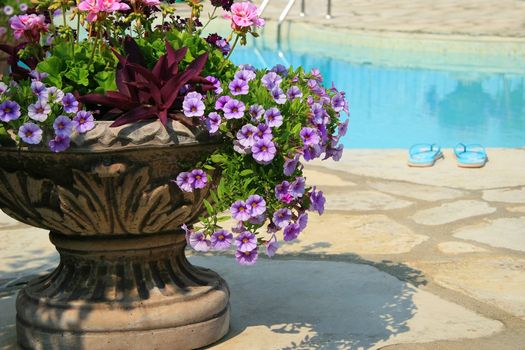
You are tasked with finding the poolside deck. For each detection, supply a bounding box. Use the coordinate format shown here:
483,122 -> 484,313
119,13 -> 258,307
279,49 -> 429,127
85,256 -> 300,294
255,0 -> 525,39
1,148 -> 524,349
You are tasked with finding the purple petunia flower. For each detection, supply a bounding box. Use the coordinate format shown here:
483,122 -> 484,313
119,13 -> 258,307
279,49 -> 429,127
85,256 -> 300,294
205,76 -> 223,94
338,119 -> 349,138
332,93 -> 346,112
290,177 -> 305,198
248,104 -> 264,121
271,87 -> 286,105
31,81 -> 48,100
19,3 -> 28,12
174,171 -> 194,192
325,144 -> 344,161
0,100 -> 21,122
28,100 -> 51,122
235,247 -> 258,265
309,187 -> 326,215
229,78 -> 249,96
265,236 -> 279,257
264,107 -> 283,128
249,214 -> 267,225
300,127 -> 320,146
215,38 -> 231,55
303,144 -> 322,161
230,200 -> 251,221
287,86 -> 303,101
223,99 -> 245,119
53,115 -> 73,137
275,181 -> 292,204
238,64 -> 256,72
73,111 -> 95,133
246,194 -> 266,217
254,123 -> 272,141
183,96 -> 205,118
261,72 -> 282,90
232,221 -> 246,234
189,231 -> 211,252
311,68 -> 323,82
48,135 -> 71,153
235,69 -> 256,82
233,140 -> 252,155
251,138 -> 276,165
18,122 -> 42,144
205,112 -> 221,134
62,93 -> 79,113
29,70 -> 49,81
236,123 -> 258,147
310,103 -> 326,125
270,64 -> 288,76
215,95 -> 231,110
283,223 -> 301,241
272,208 -> 292,228
235,231 -> 257,252
211,230 -> 233,250
0,82 -> 8,95
191,169 -> 207,189
47,87 -> 64,104
283,155 -> 300,176
298,212 -> 309,231
3,6 -> 14,15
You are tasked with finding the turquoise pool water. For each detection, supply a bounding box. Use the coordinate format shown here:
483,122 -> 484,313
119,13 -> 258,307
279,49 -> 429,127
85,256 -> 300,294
231,46 -> 525,149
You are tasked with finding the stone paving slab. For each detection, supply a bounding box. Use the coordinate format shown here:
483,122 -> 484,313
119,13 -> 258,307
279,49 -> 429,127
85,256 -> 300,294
437,241 -> 487,255
411,200 -> 496,226
453,217 -> 525,252
192,256 -> 503,350
412,257 -> 525,320
483,187 -> 525,204
281,213 -> 428,255
367,180 -> 465,202
326,190 -> 413,211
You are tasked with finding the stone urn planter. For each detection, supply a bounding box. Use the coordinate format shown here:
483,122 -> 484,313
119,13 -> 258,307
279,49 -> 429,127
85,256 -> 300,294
0,120 -> 230,350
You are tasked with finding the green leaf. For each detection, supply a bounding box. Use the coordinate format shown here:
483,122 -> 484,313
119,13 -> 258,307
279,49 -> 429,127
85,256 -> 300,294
211,154 -> 227,164
203,199 -> 214,216
203,164 -> 216,170
292,122 -> 302,135
37,57 -> 64,88
216,216 -> 231,222
94,71 -> 117,91
240,169 -> 253,176
65,67 -> 90,87
217,178 -> 226,199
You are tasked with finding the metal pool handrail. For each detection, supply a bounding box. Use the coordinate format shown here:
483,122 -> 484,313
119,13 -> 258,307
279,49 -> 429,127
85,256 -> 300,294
277,0 -> 297,40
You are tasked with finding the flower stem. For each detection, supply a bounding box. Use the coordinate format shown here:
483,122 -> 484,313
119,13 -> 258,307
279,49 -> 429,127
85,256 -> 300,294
88,24 -> 100,67
218,33 -> 239,74
200,6 -> 217,33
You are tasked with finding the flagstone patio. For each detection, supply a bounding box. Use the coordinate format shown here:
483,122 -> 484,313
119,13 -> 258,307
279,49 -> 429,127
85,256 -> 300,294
1,148 -> 524,349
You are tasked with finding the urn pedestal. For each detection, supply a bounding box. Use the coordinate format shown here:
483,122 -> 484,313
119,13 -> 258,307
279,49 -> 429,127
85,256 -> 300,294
0,120 -> 229,350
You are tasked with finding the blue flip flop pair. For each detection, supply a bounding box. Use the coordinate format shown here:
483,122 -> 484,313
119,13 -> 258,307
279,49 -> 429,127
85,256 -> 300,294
408,143 -> 488,168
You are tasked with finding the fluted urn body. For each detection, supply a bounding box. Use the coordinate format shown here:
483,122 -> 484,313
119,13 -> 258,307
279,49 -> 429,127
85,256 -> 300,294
0,120 -> 229,350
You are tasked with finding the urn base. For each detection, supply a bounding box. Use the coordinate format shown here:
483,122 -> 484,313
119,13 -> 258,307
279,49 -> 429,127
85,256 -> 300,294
16,232 -> 230,350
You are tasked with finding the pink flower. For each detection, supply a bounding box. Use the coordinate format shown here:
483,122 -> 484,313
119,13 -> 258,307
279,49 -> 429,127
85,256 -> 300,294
224,2 -> 265,30
78,0 -> 130,22
9,14 -> 48,42
141,0 -> 160,5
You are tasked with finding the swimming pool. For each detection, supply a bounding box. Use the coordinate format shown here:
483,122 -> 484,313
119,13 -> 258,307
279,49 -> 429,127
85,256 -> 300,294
231,44 -> 525,149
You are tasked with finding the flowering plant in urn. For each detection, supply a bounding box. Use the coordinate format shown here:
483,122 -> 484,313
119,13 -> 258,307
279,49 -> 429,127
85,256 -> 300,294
0,0 -> 348,348
0,0 -> 348,264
